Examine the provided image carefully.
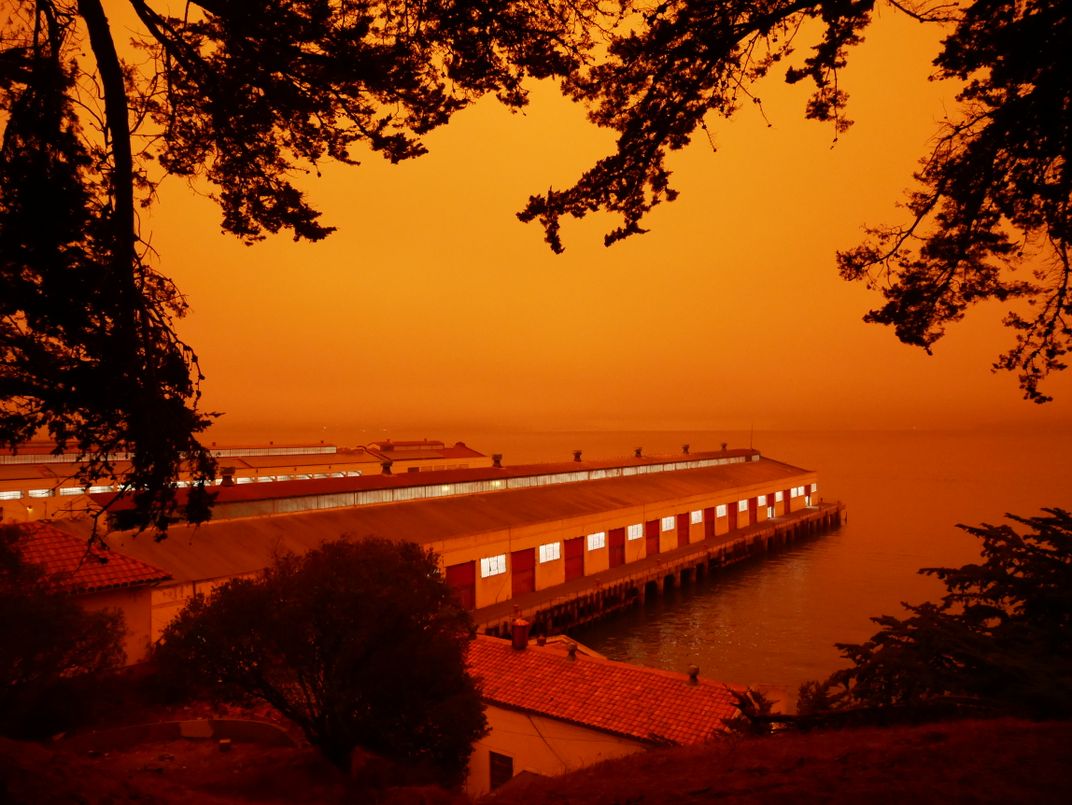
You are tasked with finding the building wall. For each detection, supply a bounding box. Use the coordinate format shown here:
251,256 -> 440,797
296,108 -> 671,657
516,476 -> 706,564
441,471 -> 817,610
466,704 -> 645,798
80,587 -> 154,665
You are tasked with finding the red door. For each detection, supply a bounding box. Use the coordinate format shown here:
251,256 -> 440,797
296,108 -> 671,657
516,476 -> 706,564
608,527 -> 626,568
511,548 -> 536,597
704,507 -> 715,539
444,561 -> 475,609
728,504 -> 738,531
748,497 -> 758,525
564,537 -> 584,581
645,519 -> 660,556
676,513 -> 690,548
783,489 -> 791,515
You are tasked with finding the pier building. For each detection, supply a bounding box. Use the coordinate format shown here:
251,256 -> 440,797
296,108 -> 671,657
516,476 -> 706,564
36,446 -> 835,663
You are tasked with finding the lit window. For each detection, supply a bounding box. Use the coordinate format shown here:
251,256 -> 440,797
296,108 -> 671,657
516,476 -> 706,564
757,495 -> 767,506
59,487 -> 81,496
716,504 -> 728,518
811,483 -> 818,493
0,490 -> 21,501
587,531 -> 606,550
86,485 -> 113,494
626,523 -> 643,540
480,555 -> 506,578
738,500 -> 748,513
660,516 -> 675,532
690,510 -> 703,525
790,486 -> 799,498
28,489 -> 52,499
775,491 -> 784,502
539,542 -> 560,563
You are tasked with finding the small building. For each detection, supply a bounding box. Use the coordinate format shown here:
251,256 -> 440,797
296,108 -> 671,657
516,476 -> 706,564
465,633 -> 739,797
10,521 -> 171,664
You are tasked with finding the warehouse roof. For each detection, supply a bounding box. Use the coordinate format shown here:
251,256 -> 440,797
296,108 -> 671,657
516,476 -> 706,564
59,456 -> 814,585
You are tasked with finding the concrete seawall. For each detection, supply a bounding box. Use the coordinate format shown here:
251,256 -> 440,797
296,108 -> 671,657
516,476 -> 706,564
474,502 -> 846,636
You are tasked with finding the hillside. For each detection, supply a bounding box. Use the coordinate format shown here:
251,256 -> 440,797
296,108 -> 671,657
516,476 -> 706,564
2,717 -> 1069,803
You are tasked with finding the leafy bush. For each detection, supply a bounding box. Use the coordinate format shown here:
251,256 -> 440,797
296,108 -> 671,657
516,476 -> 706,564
800,508 -> 1072,721
154,537 -> 487,784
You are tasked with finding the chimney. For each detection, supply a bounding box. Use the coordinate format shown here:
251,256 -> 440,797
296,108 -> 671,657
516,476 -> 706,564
511,617 -> 530,650
682,443 -> 690,455
381,460 -> 393,474
687,665 -> 700,685
573,449 -> 582,462
492,453 -> 503,468
634,447 -> 643,458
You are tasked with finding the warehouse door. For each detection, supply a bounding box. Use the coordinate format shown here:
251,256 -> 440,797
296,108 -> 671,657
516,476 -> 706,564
704,507 -> 715,539
444,561 -> 476,609
608,527 -> 626,568
564,537 -> 585,581
728,504 -> 738,532
645,519 -> 660,557
511,548 -> 536,597
783,489 -> 791,515
677,513 -> 690,548
749,497 -> 758,526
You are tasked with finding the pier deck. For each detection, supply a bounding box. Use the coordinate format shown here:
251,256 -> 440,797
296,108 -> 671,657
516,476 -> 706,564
473,501 -> 846,636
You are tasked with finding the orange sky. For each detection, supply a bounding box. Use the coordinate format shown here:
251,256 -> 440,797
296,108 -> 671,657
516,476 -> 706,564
142,9 -> 1072,441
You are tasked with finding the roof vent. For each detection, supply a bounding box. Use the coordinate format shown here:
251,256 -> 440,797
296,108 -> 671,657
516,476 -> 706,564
634,447 -> 642,458
381,460 -> 393,475
573,450 -> 582,462
688,665 -> 700,685
492,453 -> 503,468
721,442 -> 728,452
511,617 -> 531,651
566,641 -> 577,661
682,443 -> 690,455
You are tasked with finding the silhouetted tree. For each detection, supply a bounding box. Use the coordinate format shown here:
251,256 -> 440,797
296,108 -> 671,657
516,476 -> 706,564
3,2 -> 1068,527
0,525 -> 125,737
154,538 -> 487,784
799,508 -> 1072,721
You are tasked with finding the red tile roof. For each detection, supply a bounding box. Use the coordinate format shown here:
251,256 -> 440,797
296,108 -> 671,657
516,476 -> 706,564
467,635 -> 739,746
13,522 -> 171,594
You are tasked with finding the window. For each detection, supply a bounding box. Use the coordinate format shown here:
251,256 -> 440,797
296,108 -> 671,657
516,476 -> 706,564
775,491 -> 784,502
480,555 -> 506,578
716,504 -> 728,518
811,483 -> 819,493
690,510 -> 703,525
627,523 -> 643,540
757,495 -> 767,506
660,516 -> 675,532
28,489 -> 52,498
489,751 -> 514,790
0,490 -> 21,501
539,542 -> 560,563
587,531 -> 606,550
738,500 -> 748,513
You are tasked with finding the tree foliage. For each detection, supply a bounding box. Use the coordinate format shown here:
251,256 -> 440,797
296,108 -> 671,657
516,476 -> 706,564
0,525 -> 125,738
2,1 -> 1069,526
800,508 -> 1072,721
153,538 -> 487,783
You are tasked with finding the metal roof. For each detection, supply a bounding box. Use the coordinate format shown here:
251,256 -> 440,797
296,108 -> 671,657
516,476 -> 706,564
60,457 -> 814,585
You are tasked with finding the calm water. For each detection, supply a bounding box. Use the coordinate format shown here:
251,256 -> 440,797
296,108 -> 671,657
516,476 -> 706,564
463,428 -> 1072,693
